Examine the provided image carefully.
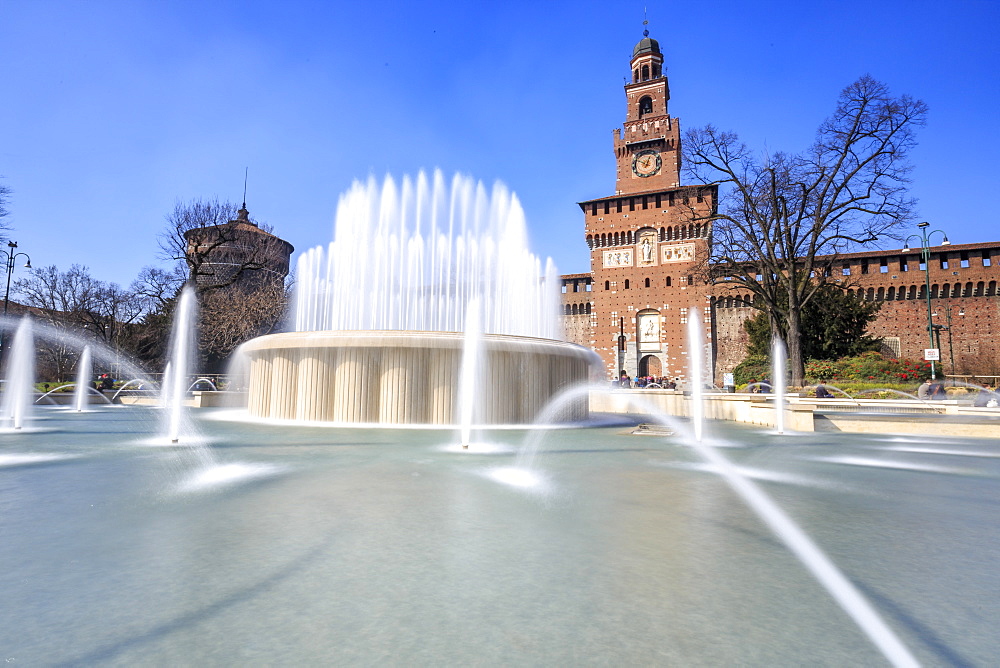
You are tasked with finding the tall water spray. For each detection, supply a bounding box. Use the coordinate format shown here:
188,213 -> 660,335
686,308 -> 705,442
772,338 -> 787,434
294,171 -> 561,339
1,317 -> 35,430
74,346 -> 92,412
164,287 -> 196,444
457,297 -> 482,448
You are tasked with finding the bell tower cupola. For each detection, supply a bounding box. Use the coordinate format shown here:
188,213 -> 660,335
630,31 -> 664,86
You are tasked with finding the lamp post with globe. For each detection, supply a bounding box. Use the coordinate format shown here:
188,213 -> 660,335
903,223 -> 949,380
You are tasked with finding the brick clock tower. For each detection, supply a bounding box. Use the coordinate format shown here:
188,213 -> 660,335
577,30 -> 717,381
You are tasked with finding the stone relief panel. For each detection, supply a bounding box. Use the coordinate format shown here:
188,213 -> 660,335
661,243 -> 695,263
603,249 -> 634,268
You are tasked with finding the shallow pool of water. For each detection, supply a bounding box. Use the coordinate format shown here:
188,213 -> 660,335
1,406 -> 998,664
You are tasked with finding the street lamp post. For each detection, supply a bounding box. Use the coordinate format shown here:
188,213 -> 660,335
903,223 -> 949,380
0,241 -> 32,368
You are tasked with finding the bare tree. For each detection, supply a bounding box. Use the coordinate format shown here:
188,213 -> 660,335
131,265 -> 185,311
684,75 -> 927,383
199,280 -> 290,370
13,265 -> 151,380
0,177 -> 11,240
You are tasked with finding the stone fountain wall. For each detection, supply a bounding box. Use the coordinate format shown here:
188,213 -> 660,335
241,331 -> 597,425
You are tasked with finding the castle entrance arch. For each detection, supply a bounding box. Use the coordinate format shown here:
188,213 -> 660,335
639,355 -> 661,378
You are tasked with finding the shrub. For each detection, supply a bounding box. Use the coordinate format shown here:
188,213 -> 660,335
733,355 -> 772,386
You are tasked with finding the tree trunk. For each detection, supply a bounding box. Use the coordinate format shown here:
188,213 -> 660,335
786,289 -> 805,386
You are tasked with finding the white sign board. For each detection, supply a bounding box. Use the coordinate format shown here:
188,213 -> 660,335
723,373 -> 735,386
924,348 -> 940,361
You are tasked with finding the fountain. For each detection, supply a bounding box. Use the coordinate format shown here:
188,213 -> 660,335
163,287 -> 197,444
1,317 -> 35,430
73,345 -> 92,412
457,297 -> 483,448
241,172 -> 597,426
772,337 -> 787,434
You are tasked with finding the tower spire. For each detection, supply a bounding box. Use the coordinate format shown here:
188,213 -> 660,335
242,167 -> 248,210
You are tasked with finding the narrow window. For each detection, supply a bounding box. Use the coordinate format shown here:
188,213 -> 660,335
644,278 -> 650,288
983,251 -> 992,267
961,252 -> 970,268
665,277 -> 672,287
624,279 -> 630,289
880,258 -> 888,273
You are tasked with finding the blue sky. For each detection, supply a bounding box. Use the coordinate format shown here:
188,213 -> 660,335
2,0 -> 998,288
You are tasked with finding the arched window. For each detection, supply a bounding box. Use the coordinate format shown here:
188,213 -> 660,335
940,284 -> 950,298
887,286 -> 896,300
624,279 -> 630,289
965,282 -> 973,297
877,287 -> 885,301
571,304 -> 578,315
641,65 -> 650,81
976,281 -> 985,297
665,276 -> 672,287
990,281 -> 997,296
604,280 -> 610,290
659,227 -> 665,241
585,303 -> 592,314
644,278 -> 651,288
867,288 -> 875,301
638,96 -> 653,116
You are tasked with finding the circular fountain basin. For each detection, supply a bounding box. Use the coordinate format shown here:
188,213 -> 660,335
241,330 -> 597,425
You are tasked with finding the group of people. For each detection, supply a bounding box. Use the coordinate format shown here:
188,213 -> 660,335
916,378 -> 948,401
617,374 -> 678,390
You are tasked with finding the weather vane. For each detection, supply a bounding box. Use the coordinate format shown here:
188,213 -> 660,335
643,6 -> 649,36
242,167 -> 248,210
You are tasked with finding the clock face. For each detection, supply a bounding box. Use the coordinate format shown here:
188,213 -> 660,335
632,149 -> 661,177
